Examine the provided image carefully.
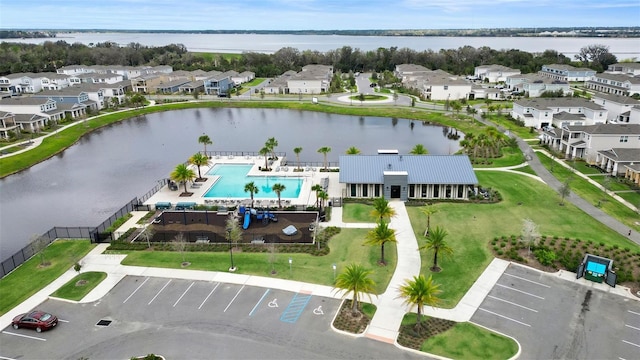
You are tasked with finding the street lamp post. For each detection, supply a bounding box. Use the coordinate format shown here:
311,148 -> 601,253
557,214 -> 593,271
227,228 -> 236,272
332,263 -> 337,281
288,257 -> 292,276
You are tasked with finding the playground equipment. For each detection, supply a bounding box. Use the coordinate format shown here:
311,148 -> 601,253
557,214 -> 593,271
239,206 -> 277,228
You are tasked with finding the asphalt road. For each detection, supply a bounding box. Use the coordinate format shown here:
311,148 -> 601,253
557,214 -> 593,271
471,264 -> 640,360
1,276 -> 425,360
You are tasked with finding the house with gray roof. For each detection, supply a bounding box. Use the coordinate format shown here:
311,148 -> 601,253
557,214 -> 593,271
474,65 -> 521,83
552,123 -> 640,163
607,63 -> 640,76
591,92 -> 640,124
395,64 -> 432,82
586,73 -> 640,96
402,69 -> 472,101
506,73 -> 571,97
286,65 -> 333,94
32,88 -> 100,112
596,148 -> 640,176
538,64 -> 596,82
511,98 -> 608,129
338,154 -> 478,201
0,97 -> 64,125
0,111 -> 19,139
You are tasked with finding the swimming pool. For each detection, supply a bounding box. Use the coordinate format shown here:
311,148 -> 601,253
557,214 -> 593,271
204,164 -> 303,198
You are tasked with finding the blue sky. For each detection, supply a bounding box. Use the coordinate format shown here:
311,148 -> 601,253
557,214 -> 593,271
1,0 -> 638,30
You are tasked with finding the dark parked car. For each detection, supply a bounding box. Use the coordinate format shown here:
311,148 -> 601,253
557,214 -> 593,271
12,311 -> 58,332
369,83 -> 377,87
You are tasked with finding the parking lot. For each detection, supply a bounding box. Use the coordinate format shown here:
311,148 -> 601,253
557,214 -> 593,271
471,264 -> 640,360
1,276 -> 422,360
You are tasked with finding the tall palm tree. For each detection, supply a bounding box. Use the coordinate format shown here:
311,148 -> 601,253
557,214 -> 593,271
259,146 -> 270,171
271,183 -> 286,208
317,146 -> 331,171
265,137 -> 278,160
397,275 -> 442,331
410,144 -> 428,155
318,190 -> 329,210
198,134 -> 212,155
333,263 -> 376,316
364,220 -> 397,265
311,184 -> 323,208
420,205 -> 438,236
189,152 -> 210,180
370,197 -> 396,223
293,147 -> 303,171
419,226 -> 453,272
345,146 -> 361,155
170,164 -> 196,194
244,181 -> 259,208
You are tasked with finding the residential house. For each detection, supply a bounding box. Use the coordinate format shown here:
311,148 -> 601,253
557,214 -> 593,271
407,70 -> 472,101
130,74 -> 162,93
152,78 -> 191,94
203,73 -> 233,96
552,124 -> 640,165
14,114 -> 49,133
538,64 -> 596,82
0,111 -> 20,139
39,72 -> 75,90
586,73 -> 640,96
607,63 -> 640,76
591,93 -> 640,124
263,71 -> 296,94
394,64 -> 432,82
0,97 -> 64,130
512,98 -> 607,129
0,73 -> 46,94
506,73 -> 571,97
286,65 -> 332,94
339,154 -> 478,201
32,88 -> 98,112
596,148 -> 640,176
78,72 -> 125,85
469,85 -> 502,100
474,65 -> 521,83
178,81 -> 205,95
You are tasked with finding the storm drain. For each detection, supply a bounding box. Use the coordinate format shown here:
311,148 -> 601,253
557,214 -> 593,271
96,319 -> 112,327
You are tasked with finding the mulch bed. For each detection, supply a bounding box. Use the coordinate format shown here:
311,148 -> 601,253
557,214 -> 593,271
397,317 -> 456,349
332,300 -> 372,334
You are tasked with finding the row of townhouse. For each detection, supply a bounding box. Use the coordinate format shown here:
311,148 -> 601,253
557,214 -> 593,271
539,123 -> 640,181
395,65 -> 471,101
263,65 -> 333,95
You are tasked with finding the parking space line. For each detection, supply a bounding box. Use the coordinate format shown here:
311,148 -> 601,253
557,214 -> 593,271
624,324 -> 640,331
487,295 -> 538,312
478,308 -> 531,327
58,319 -> 69,323
224,285 -> 245,312
495,283 -> 545,299
249,289 -> 270,316
1,331 -> 47,341
173,282 -> 195,307
123,277 -> 149,303
148,279 -> 172,305
622,340 -> 640,348
198,283 -> 220,310
629,310 -> 640,317
503,273 -> 551,288
280,293 -> 312,323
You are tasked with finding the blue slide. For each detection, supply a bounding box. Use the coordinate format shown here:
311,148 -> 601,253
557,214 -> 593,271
243,210 -> 251,229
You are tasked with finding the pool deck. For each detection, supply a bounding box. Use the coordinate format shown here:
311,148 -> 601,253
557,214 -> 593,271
144,156 -> 342,208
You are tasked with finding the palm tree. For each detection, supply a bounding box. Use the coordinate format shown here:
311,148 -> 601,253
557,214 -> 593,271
189,152 -> 210,180
370,197 -> 396,222
170,164 -> 196,194
265,137 -> 278,160
419,226 -> 453,272
198,134 -> 212,155
317,146 -> 331,171
318,190 -> 329,209
364,220 -> 397,265
410,144 -> 428,155
397,275 -> 442,332
333,263 -> 376,316
345,146 -> 361,155
259,146 -> 270,171
271,183 -> 286,208
420,205 -> 438,236
293,147 -> 303,171
244,181 -> 259,208
311,184 -> 323,208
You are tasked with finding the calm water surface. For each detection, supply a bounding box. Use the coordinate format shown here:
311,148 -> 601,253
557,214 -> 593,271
0,108 -> 460,260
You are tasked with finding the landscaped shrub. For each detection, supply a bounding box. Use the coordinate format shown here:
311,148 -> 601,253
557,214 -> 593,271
534,248 -> 557,266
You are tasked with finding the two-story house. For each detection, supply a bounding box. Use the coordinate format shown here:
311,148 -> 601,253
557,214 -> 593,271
474,65 -> 521,83
0,111 -> 20,139
0,97 -> 64,130
591,93 -> 640,124
606,63 -> 640,76
203,73 -> 233,96
286,65 -> 333,94
538,64 -> 596,82
512,98 -> 607,129
31,88 -> 92,117
586,73 -> 640,96
555,124 -> 640,166
395,64 -> 432,82
506,73 -> 571,97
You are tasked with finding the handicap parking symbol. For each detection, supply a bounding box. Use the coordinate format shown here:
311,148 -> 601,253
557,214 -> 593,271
313,306 -> 324,315
268,299 -> 278,308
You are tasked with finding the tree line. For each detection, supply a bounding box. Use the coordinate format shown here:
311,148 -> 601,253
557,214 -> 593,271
0,40 -> 619,78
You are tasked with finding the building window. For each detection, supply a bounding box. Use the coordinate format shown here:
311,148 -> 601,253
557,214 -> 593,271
409,185 -> 415,198
362,184 -> 368,197
446,185 -> 452,198
350,184 -> 356,197
620,136 -> 628,143
433,185 -> 439,198
444,85 -> 448,90
421,185 -> 427,198
457,185 -> 464,198
374,184 -> 380,197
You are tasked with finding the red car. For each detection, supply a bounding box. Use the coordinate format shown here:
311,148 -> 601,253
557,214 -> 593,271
12,311 -> 58,332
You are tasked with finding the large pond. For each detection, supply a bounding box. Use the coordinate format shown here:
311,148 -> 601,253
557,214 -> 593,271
0,108 -> 461,261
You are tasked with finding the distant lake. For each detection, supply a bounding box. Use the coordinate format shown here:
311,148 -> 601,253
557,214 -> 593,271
7,32 -> 640,59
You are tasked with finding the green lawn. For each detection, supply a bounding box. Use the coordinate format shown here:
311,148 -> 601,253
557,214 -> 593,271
0,240 -> 95,316
121,228 -> 396,295
484,113 -> 534,139
342,203 -> 377,223
472,146 -> 525,168
50,272 -> 107,301
421,322 -> 519,360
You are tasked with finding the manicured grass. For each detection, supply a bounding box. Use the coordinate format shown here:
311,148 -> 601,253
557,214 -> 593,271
537,153 -> 640,231
0,240 -> 95,316
50,271 -> 107,301
121,228 -> 396,294
348,94 -> 388,101
407,171 -> 640,308
342,203 -> 377,223
421,322 -> 518,360
511,165 -> 536,176
472,146 -> 525,168
569,160 -> 604,175
484,113 -> 533,139
243,78 -> 267,87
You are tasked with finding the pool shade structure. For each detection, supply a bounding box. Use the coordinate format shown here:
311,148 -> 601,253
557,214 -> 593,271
576,254 -> 616,287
